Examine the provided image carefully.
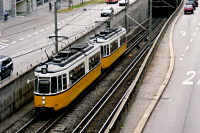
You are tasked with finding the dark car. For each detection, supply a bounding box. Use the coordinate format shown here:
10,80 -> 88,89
184,5 -> 194,14
188,0 -> 198,7
101,7 -> 114,17
0,56 -> 13,81
186,1 -> 196,10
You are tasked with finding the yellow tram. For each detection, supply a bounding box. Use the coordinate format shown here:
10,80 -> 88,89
34,27 -> 127,113
90,27 -> 127,69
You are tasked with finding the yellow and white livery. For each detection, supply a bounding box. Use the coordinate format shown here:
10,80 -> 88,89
90,27 -> 127,69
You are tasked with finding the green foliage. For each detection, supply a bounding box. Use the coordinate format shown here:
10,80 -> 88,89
58,0 -> 105,13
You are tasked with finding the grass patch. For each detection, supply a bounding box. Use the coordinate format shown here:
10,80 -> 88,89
58,0 -> 105,13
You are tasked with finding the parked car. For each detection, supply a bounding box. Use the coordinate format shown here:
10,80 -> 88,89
188,0 -> 198,7
0,55 -> 13,81
101,7 -> 114,17
119,0 -> 129,6
106,0 -> 118,4
186,1 -> 196,10
184,5 -> 194,14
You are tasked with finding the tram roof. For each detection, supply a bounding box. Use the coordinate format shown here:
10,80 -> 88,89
35,43 -> 99,73
89,27 -> 126,43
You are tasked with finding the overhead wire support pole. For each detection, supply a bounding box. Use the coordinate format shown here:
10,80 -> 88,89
125,0 -> 127,30
149,0 -> 152,47
54,1 -> 58,53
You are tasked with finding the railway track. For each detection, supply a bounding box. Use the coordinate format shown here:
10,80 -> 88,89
3,18 -> 166,133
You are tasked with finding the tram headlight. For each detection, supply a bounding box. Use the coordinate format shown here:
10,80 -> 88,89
42,96 -> 46,100
42,101 -> 46,105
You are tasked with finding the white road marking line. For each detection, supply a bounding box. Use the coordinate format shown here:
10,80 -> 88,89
186,45 -> 189,51
46,27 -> 50,30
19,38 -> 25,41
0,42 -> 9,46
27,35 -> 32,38
180,58 -> 183,61
62,21 -> 65,23
40,30 -> 45,32
51,25 -> 55,27
193,32 -> 196,36
198,23 -> 200,26
11,41 -> 17,44
180,31 -> 186,36
1,40 -> 9,42
0,45 -> 7,49
190,38 -> 193,43
34,32 -> 38,35
182,54 -> 184,57
196,27 -> 199,30
39,43 -> 46,46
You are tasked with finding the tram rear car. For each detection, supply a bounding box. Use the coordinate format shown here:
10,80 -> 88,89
34,43 -> 101,113
90,27 -> 127,69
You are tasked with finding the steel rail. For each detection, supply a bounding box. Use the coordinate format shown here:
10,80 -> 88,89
71,18 -> 163,133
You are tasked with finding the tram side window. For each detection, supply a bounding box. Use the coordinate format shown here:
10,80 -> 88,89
63,74 -> 67,90
110,40 -> 118,54
34,76 -> 38,93
89,52 -> 100,71
51,77 -> 57,93
58,75 -> 62,92
106,45 -> 109,56
69,62 -> 85,86
120,36 -> 126,45
101,45 -> 110,57
39,80 -> 50,94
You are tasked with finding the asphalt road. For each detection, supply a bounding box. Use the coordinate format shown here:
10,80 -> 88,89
143,6 -> 200,133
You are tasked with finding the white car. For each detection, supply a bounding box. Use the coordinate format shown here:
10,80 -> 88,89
101,7 -> 114,17
119,0 -> 129,6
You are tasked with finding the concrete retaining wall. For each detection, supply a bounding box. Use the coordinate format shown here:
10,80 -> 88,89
0,0 -> 148,122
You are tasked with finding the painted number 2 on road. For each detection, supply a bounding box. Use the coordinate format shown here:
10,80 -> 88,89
182,71 -> 200,85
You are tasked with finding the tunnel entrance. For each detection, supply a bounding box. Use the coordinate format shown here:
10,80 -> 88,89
150,0 -> 181,17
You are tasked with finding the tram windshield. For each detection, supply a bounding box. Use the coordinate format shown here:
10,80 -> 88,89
38,80 -> 50,94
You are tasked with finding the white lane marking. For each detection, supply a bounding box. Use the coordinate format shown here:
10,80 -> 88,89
62,21 -> 65,23
193,32 -> 196,36
27,35 -> 32,38
19,38 -> 25,41
190,38 -> 193,43
34,32 -> 39,35
51,25 -> 55,27
198,23 -> 200,26
46,27 -> 50,30
180,58 -> 183,61
40,30 -> 45,32
186,45 -> 190,51
196,27 -> 199,30
0,42 -> 9,46
39,42 -> 46,46
11,41 -> 17,44
180,31 -> 186,36
182,54 -> 185,57
1,40 -> 9,42
0,45 -> 7,49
